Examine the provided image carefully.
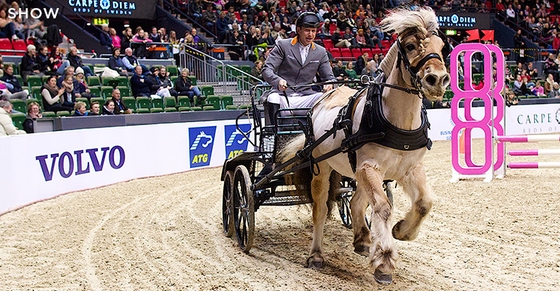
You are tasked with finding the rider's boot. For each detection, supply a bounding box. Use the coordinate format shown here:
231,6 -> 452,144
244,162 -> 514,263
264,102 -> 280,126
258,102 -> 280,180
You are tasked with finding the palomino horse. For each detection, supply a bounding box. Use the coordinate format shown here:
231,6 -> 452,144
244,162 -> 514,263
279,8 -> 450,284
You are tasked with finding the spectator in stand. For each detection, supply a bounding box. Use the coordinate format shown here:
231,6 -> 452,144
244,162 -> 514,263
101,99 -> 115,115
41,75 -> 73,113
532,81 -> 546,97
0,100 -> 26,136
0,3 -> 20,39
99,24 -> 112,52
130,65 -> 153,97
203,3 -> 217,34
132,28 -> 152,58
188,0 -> 203,22
0,64 -> 28,100
345,62 -> 358,80
20,44 -> 43,82
24,10 -> 46,39
58,47 -> 94,77
332,27 -> 351,48
545,73 -> 555,94
56,66 -> 79,88
251,60 -> 264,83
149,27 -> 161,43
60,74 -> 77,109
74,67 -> 91,99
169,30 -> 181,66
158,66 -> 177,98
159,27 -> 168,42
110,28 -> 121,51
333,60 -> 347,80
362,60 -> 377,78
227,29 -> 245,60
36,45 -> 59,75
23,101 -> 41,133
89,101 -> 100,115
111,88 -> 131,114
109,48 -> 128,76
355,52 -> 369,77
513,75 -> 531,96
342,27 -> 357,48
217,11 -> 231,43
145,67 -> 171,98
73,101 -> 88,116
543,53 -> 558,81
549,82 -> 560,97
122,47 -> 148,73
191,28 -> 201,50
175,68 -> 202,105
121,27 -> 133,53
526,62 -> 538,79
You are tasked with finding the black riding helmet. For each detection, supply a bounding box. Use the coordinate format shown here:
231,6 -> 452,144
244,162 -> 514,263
296,12 -> 321,28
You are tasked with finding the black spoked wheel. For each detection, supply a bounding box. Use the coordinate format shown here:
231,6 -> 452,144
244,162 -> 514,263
233,165 -> 255,252
332,171 -> 355,229
222,170 -> 234,237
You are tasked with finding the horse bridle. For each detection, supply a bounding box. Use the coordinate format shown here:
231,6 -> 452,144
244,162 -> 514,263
396,29 -> 452,92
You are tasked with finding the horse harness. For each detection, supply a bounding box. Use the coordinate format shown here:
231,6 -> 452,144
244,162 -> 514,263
332,81 -> 432,173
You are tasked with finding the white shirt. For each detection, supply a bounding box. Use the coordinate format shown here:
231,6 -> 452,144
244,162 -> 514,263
300,43 -> 310,64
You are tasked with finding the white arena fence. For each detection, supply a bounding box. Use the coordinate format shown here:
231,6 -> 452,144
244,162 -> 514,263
1,103 -> 560,214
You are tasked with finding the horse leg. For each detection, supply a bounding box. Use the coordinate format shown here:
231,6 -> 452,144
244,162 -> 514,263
392,164 -> 433,241
307,164 -> 331,268
350,184 -> 371,256
356,162 -> 397,284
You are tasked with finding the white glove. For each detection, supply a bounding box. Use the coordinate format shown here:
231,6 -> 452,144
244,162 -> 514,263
278,79 -> 288,91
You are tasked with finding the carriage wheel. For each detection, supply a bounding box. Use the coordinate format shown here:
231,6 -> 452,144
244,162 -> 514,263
233,165 -> 255,252
222,170 -> 234,237
338,191 -> 353,229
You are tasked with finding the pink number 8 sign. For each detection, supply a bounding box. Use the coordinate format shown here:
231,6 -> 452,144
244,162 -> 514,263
450,43 -> 505,176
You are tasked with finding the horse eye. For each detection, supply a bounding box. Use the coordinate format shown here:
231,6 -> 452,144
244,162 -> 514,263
405,43 -> 416,51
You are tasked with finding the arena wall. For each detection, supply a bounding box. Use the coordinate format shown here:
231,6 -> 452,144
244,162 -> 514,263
1,103 -> 559,214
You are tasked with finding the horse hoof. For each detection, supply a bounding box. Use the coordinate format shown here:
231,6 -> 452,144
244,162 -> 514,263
374,269 -> 393,285
392,220 -> 409,241
306,257 -> 324,269
354,245 -> 370,257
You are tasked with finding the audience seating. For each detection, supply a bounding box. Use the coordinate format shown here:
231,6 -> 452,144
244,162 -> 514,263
10,113 -> 25,129
121,96 -> 136,112
11,99 -> 26,113
206,96 -> 221,110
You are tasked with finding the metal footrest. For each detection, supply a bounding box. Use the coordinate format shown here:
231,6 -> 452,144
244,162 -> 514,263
261,190 -> 311,206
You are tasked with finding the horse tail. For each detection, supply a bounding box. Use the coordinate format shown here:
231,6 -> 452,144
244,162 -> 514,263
277,134 -> 337,217
277,134 -> 312,199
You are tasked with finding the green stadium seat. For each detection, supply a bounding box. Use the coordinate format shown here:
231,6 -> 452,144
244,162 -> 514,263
31,87 -> 42,100
42,111 -> 56,118
171,76 -> 178,84
117,76 -> 129,87
203,105 -> 217,111
200,86 -> 214,97
206,96 -> 221,110
188,75 -> 197,85
150,107 -> 164,113
178,106 -> 192,111
193,95 -> 206,107
166,65 -> 178,76
220,96 -> 237,110
117,86 -> 130,97
164,107 -> 177,112
26,75 -> 42,88
151,98 -> 163,109
101,86 -> 114,99
10,99 -> 27,113
177,96 -> 192,108
89,87 -> 101,98
163,96 -> 176,109
56,111 -> 71,117
15,74 -> 23,86
90,97 -> 104,107
136,97 -> 151,111
102,77 -> 119,87
10,113 -> 26,130
121,97 -> 136,112
87,76 -> 101,87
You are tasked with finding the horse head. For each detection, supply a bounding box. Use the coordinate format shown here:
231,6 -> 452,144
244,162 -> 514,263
381,7 -> 450,100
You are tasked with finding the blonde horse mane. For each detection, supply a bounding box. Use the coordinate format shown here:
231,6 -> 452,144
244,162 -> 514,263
378,7 -> 440,75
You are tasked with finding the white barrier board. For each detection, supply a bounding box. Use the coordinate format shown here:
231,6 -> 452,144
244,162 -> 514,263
2,103 -> 559,214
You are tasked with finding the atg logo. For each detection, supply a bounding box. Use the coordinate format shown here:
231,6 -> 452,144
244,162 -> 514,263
36,146 -> 125,182
189,126 -> 216,168
8,8 -> 60,19
224,124 -> 251,159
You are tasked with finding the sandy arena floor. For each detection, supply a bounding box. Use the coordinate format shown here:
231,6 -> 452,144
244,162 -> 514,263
0,139 -> 559,291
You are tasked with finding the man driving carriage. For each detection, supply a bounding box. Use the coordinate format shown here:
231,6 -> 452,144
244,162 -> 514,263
261,12 -> 336,125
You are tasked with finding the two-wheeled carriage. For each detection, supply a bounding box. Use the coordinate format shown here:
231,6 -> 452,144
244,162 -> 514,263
220,84 -> 393,252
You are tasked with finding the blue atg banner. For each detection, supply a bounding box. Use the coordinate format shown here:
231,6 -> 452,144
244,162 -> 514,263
224,124 -> 251,160
189,126 -> 216,168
